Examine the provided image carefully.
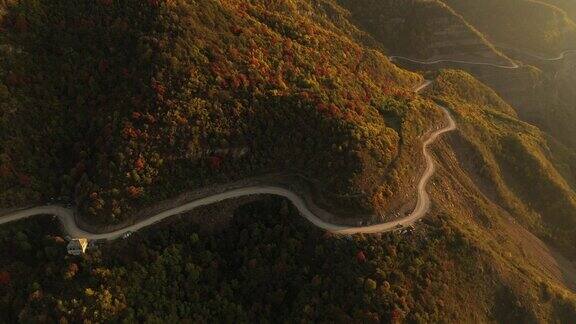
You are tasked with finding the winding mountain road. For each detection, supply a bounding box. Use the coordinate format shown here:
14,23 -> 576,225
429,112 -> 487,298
0,81 -> 456,240
389,48 -> 576,69
389,55 -> 520,69
523,49 -> 576,61
495,47 -> 576,62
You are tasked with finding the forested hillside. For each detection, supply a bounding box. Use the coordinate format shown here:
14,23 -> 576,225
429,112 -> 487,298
1,199 -> 575,322
1,0 -> 576,322
0,0 -> 437,224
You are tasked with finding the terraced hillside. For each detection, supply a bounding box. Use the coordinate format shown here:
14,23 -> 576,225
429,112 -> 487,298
542,0 -> 576,25
442,0 -> 576,55
335,1 -> 535,111
336,0 -> 512,64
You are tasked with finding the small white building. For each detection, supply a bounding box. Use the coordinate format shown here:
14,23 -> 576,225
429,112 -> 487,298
67,238 -> 88,255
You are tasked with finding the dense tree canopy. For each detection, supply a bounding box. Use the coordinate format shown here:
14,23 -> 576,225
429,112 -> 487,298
0,0 -> 435,224
2,198 -> 574,322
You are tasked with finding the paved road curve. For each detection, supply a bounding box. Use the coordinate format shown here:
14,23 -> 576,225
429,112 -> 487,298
520,49 -> 576,61
390,48 -> 576,69
0,81 -> 456,240
389,56 -> 520,69
494,47 -> 576,62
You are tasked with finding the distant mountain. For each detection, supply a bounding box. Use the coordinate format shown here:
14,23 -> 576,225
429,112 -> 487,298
440,0 -> 576,152
337,0 -> 513,63
442,0 -> 576,54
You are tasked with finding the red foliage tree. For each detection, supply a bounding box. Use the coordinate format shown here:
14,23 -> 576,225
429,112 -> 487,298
317,103 -> 341,118
122,124 -> 138,139
126,186 -> 143,198
0,163 -> 12,177
14,15 -> 28,33
73,161 -> 86,178
18,174 -> 31,187
6,72 -> 26,87
151,81 -> 166,97
209,155 -> 222,170
390,308 -> 402,323
231,26 -> 243,36
144,114 -> 156,124
353,103 -> 365,116
134,158 -> 145,171
356,250 -> 367,263
328,104 -> 340,117
63,262 -> 80,280
98,59 -> 109,73
0,271 -> 11,286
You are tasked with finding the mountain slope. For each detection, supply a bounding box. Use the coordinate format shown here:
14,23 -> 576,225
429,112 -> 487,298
1,196 -> 575,322
0,1 -> 575,322
517,56 -> 576,152
0,0 -> 437,224
430,70 -> 576,258
335,0 -> 512,64
441,0 -> 576,55
338,0 -> 576,160
541,0 -> 576,20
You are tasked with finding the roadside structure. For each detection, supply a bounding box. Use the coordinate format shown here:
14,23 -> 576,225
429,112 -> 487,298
67,238 -> 88,255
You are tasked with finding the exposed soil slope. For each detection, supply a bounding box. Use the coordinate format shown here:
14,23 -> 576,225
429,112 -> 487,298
430,70 -> 576,259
